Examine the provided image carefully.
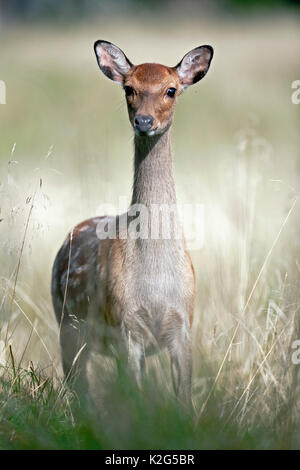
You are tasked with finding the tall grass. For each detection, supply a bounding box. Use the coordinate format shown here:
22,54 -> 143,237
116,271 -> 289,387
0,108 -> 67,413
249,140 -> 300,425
0,14 -> 299,449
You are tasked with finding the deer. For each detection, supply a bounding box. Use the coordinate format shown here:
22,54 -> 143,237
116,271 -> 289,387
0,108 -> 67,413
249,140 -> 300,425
51,40 -> 213,407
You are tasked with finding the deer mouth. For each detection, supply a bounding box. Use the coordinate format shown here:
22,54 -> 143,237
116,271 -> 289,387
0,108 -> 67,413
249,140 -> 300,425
134,127 -> 158,137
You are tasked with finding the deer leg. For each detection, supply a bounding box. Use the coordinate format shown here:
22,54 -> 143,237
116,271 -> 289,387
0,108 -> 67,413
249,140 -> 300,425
59,315 -> 90,398
120,323 -> 145,389
168,329 -> 193,409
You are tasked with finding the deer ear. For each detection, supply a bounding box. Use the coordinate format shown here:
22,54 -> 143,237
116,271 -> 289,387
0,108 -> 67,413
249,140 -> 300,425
175,45 -> 213,88
94,40 -> 133,84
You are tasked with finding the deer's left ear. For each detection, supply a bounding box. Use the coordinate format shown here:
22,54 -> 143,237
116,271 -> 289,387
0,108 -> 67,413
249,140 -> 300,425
175,45 -> 213,88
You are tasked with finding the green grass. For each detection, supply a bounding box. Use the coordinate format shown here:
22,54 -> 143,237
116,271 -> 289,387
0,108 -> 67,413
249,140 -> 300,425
0,354 -> 297,450
0,13 -> 300,449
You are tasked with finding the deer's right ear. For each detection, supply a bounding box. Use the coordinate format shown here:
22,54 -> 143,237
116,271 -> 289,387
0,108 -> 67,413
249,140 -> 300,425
94,40 -> 133,84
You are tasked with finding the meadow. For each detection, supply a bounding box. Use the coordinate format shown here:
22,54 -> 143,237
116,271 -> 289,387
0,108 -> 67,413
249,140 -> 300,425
0,13 -> 299,449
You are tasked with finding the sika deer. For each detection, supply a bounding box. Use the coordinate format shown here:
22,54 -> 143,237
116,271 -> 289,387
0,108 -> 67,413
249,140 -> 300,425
51,41 -> 213,406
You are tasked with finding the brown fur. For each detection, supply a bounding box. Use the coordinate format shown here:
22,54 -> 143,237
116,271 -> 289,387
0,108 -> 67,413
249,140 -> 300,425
125,63 -> 181,131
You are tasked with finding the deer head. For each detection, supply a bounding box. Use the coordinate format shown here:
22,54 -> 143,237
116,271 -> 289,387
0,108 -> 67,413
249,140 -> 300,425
94,40 -> 213,137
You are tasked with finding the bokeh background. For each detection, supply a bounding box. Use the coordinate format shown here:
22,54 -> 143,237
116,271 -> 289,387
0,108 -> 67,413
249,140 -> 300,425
0,0 -> 299,449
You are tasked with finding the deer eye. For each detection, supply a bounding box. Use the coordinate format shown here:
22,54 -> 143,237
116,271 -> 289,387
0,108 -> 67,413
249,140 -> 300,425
166,87 -> 176,98
124,86 -> 134,97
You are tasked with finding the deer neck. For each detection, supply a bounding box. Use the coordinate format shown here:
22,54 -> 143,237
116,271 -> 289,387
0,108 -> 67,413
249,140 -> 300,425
128,129 -> 184,257
131,129 -> 176,207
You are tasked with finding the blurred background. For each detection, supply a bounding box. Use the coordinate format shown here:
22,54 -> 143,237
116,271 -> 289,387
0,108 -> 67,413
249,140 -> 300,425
0,0 -> 299,449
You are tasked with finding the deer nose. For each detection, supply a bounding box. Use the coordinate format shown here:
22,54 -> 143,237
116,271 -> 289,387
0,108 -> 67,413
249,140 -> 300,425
134,114 -> 154,132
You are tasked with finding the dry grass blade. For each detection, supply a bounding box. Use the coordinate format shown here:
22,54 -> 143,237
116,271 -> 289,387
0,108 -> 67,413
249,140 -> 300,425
4,186 -> 38,346
59,229 -> 73,333
197,195 -> 300,422
225,319 -> 292,425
